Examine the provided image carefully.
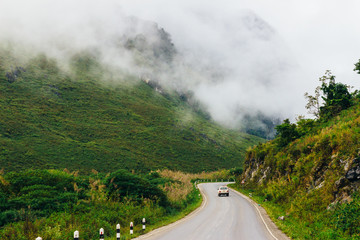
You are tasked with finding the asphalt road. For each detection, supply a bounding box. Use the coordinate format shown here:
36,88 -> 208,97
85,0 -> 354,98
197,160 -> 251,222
136,182 -> 285,240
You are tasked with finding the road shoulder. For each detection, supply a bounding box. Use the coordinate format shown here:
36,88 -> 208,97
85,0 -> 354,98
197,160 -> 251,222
228,186 -> 290,240
133,183 -> 208,240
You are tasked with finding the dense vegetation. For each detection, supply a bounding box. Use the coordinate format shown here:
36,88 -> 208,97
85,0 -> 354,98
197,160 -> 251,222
0,168 -> 233,239
238,67 -> 360,239
0,49 -> 263,174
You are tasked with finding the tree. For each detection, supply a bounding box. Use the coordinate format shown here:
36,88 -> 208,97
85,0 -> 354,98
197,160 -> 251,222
319,70 -> 353,119
295,115 -> 316,136
354,59 -> 360,74
306,71 -> 353,120
275,119 -> 299,147
304,86 -> 321,118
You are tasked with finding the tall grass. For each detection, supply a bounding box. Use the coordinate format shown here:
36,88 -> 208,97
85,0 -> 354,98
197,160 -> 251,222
158,169 -> 233,201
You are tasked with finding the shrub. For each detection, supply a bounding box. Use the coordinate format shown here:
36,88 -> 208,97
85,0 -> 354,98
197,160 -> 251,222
0,210 -> 19,227
2,170 -> 84,224
105,169 -> 168,206
275,119 -> 300,148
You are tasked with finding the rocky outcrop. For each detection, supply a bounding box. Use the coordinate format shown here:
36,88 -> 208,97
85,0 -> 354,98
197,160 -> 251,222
242,140 -> 360,205
346,164 -> 360,182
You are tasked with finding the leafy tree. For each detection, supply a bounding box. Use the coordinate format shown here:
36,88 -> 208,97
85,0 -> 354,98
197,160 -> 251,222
354,59 -> 360,74
304,86 -> 321,118
305,71 -> 353,120
295,115 -> 316,136
275,119 -> 299,147
319,70 -> 353,119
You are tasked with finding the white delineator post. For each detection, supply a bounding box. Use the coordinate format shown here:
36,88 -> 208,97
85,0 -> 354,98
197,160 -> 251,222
100,228 -> 104,240
130,222 -> 134,235
116,224 -> 121,240
142,218 -> 146,230
74,230 -> 79,240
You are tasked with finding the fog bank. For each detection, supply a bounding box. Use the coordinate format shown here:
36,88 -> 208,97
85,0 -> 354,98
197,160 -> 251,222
2,0 -> 359,129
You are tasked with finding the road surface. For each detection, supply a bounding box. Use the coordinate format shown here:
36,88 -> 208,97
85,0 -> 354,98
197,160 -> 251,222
136,182 -> 289,240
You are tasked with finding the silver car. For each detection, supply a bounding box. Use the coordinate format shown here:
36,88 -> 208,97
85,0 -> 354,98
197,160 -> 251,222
218,186 -> 229,197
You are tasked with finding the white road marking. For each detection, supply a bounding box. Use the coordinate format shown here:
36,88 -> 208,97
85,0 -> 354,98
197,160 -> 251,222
230,188 -> 279,240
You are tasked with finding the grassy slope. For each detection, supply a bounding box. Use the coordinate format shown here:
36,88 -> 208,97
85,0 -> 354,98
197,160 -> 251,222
0,53 -> 263,173
239,100 -> 360,239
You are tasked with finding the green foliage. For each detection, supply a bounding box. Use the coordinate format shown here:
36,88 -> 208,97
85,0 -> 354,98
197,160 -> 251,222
354,59 -> 360,74
0,168 -> 203,239
229,167 -> 243,177
305,70 -> 355,121
296,117 -> 316,137
275,119 -> 300,147
0,170 -> 84,224
144,171 -> 173,186
319,71 -> 353,120
105,169 -> 168,206
333,192 -> 360,236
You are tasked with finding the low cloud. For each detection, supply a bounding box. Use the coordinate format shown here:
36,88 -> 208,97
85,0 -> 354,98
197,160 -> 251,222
2,0 -> 358,129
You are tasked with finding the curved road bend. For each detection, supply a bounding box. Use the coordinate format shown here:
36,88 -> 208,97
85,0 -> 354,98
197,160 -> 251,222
135,182 -> 289,240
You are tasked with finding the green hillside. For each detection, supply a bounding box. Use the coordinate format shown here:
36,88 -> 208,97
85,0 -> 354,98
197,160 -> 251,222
0,51 -> 263,174
238,70 -> 360,239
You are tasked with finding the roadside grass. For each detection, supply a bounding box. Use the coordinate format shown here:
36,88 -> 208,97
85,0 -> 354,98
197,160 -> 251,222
229,184 -> 357,240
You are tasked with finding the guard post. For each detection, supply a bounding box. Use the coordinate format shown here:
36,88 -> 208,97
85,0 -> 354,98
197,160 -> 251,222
142,218 -> 146,231
100,228 -> 104,240
116,224 -> 120,240
130,222 -> 134,235
74,230 -> 79,240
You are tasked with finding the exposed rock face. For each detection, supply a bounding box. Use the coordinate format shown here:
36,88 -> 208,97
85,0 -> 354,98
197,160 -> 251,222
346,165 -> 360,182
242,148 -> 359,205
334,177 -> 348,190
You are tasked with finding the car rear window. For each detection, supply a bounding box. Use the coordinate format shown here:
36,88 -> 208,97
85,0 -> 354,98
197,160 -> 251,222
220,187 -> 228,190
